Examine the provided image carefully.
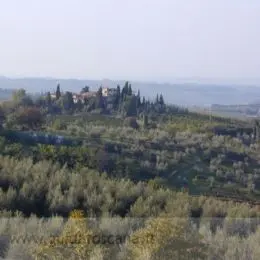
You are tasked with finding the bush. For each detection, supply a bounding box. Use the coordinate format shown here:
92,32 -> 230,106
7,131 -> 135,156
52,119 -> 67,130
124,117 -> 139,129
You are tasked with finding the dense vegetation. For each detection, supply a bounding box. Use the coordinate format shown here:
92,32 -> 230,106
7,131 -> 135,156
0,84 -> 259,259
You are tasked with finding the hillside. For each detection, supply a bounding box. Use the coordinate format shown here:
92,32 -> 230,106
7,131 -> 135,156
0,84 -> 260,259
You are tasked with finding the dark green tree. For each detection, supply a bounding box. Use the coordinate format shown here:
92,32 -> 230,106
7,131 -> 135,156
142,97 -> 146,106
21,95 -> 34,107
97,86 -> 102,96
59,91 -> 74,112
122,95 -> 138,117
137,90 -> 141,108
121,82 -> 127,102
156,94 -> 159,104
143,113 -> 148,128
122,81 -> 129,101
95,87 -> 104,109
76,99 -> 84,112
56,84 -> 61,100
128,84 -> 132,96
12,106 -> 44,130
11,88 -> 34,107
124,116 -> 139,129
80,86 -> 90,93
254,120 -> 260,142
114,85 -> 121,110
46,92 -> 52,106
12,89 -> 26,103
159,94 -> 165,106
65,92 -> 74,111
0,106 -> 5,129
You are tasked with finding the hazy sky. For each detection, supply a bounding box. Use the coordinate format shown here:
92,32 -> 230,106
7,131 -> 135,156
0,0 -> 260,81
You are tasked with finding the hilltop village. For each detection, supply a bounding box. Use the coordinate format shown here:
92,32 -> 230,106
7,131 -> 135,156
50,86 -> 118,104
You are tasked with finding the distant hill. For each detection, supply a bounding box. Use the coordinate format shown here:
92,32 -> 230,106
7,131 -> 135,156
1,76 -> 260,106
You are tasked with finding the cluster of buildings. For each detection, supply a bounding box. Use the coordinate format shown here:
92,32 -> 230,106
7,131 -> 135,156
72,91 -> 97,104
51,87 -> 117,104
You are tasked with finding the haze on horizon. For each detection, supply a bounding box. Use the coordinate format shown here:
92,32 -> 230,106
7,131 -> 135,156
0,0 -> 260,83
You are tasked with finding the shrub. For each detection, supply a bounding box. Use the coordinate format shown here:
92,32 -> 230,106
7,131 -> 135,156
32,209 -> 105,259
124,117 -> 139,129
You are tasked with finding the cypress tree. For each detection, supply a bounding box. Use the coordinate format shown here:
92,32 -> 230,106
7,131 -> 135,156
156,94 -> 159,104
143,113 -> 148,128
159,94 -> 165,105
56,84 -> 61,100
128,84 -> 132,96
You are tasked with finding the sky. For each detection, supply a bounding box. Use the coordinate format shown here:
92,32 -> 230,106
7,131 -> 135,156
0,0 -> 260,82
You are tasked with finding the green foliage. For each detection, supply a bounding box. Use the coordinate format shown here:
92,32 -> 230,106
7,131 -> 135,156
80,86 -> 90,93
11,89 -> 34,108
121,95 -> 138,117
0,105 -> 5,128
1,81 -> 260,258
52,119 -> 67,131
12,88 -> 26,103
0,153 -> 258,258
46,91 -> 52,106
33,210 -> 105,259
143,114 -> 148,128
1,107 -> 259,202
56,84 -> 61,100
6,107 -> 44,130
60,91 -> 74,112
124,117 -> 139,129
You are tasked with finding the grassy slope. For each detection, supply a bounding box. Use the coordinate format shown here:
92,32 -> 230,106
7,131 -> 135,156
39,112 -> 260,202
